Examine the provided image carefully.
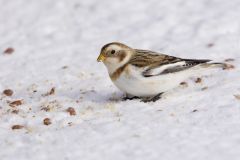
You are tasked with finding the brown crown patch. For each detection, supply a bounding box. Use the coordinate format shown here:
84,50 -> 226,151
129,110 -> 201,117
101,42 -> 130,53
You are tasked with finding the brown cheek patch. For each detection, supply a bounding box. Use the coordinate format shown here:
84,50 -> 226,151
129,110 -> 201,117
110,64 -> 128,81
118,52 -> 126,62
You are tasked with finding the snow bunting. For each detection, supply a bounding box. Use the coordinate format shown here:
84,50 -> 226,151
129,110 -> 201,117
97,42 -> 225,102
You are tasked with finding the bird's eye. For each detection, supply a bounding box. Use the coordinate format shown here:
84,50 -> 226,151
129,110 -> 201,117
111,50 -> 116,54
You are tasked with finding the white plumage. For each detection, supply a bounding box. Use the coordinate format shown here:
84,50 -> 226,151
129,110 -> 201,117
112,64 -> 217,97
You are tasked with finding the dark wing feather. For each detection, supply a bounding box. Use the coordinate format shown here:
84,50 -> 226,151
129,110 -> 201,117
129,49 -> 211,77
129,49 -> 181,67
158,59 -> 211,75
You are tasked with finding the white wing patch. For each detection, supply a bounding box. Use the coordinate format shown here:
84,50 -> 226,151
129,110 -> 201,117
142,61 -> 189,77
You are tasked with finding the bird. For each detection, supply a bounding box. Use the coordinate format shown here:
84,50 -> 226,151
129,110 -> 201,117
97,42 -> 226,102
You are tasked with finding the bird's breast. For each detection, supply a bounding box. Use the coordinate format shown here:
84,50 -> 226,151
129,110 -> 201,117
111,65 -> 165,97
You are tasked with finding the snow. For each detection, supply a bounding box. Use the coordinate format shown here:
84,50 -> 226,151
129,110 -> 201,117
0,0 -> 240,160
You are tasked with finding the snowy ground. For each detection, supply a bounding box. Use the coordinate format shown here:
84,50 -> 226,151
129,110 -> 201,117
0,0 -> 240,160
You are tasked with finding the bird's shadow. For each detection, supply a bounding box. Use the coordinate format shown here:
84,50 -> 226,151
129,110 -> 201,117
58,87 -> 125,103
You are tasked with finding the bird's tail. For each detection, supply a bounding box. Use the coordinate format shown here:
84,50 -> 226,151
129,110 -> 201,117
200,62 -> 234,70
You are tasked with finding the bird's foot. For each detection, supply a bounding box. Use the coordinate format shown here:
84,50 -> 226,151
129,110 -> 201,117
141,93 -> 164,103
122,95 -> 140,101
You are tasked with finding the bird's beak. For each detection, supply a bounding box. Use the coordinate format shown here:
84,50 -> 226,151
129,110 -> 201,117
97,53 -> 106,62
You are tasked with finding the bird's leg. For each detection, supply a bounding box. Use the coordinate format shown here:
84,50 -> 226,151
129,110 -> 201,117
141,92 -> 164,103
122,93 -> 140,101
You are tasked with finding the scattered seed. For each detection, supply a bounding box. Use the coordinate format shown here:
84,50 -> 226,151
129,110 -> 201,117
12,125 -> 24,130
3,89 -> 13,96
62,66 -> 68,69
207,43 -> 214,48
170,113 -> 175,117
42,87 -> 55,96
224,58 -> 235,62
3,47 -> 14,54
195,78 -> 202,83
223,64 -> 235,70
66,107 -> 76,116
201,87 -> 208,91
192,109 -> 198,112
41,106 -> 50,112
49,87 -> 55,94
180,82 -> 188,87
11,110 -> 19,114
43,118 -> 51,125
9,100 -> 23,107
234,95 -> 240,100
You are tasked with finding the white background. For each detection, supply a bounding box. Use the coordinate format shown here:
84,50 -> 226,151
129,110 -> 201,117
0,0 -> 240,160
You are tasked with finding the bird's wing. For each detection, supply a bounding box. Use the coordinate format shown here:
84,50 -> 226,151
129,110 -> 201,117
130,49 -> 211,77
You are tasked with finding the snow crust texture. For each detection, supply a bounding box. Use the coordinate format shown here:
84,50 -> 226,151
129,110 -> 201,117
0,0 -> 240,160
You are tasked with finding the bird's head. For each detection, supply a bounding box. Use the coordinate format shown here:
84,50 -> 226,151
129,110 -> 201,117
97,42 -> 134,74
